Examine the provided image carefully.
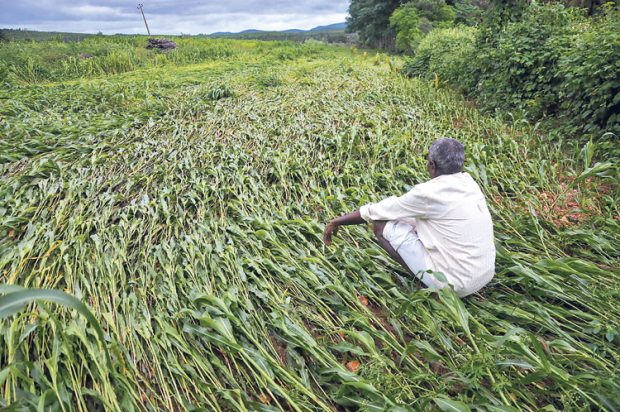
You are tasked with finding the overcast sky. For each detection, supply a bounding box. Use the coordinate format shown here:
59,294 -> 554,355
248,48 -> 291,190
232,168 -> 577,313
0,1 -> 350,35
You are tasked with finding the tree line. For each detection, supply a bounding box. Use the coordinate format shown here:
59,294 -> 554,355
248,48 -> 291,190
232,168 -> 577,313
346,0 -> 614,50
346,0 -> 619,147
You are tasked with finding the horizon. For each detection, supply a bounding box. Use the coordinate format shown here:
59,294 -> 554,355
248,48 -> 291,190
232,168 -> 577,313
0,1 -> 349,36
0,21 -> 347,37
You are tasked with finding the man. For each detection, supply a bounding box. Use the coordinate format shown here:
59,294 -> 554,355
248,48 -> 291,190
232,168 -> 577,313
323,138 -> 495,297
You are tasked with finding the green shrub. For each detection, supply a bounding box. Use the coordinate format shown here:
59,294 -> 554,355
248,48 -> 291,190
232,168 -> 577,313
557,8 -> 620,136
472,4 -> 581,119
471,3 -> 619,138
403,3 -> 619,141
403,26 -> 477,91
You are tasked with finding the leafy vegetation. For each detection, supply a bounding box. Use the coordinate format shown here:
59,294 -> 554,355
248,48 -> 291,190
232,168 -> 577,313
346,0 -> 616,50
348,0 -> 489,49
390,1 -> 456,52
403,26 -> 477,87
0,28 -> 95,42
403,3 -> 619,145
348,0 -> 618,145
347,0 -> 401,49
1,37 -> 619,411
0,36 -> 241,84
207,28 -> 354,44
0,26 -> 354,45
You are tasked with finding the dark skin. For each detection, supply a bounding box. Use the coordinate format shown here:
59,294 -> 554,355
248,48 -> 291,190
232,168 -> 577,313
323,155 -> 443,277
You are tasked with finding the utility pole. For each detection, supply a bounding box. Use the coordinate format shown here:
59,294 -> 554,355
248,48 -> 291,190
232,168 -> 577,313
137,3 -> 151,36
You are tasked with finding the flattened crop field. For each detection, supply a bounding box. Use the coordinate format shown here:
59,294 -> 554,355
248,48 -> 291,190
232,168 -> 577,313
0,38 -> 618,411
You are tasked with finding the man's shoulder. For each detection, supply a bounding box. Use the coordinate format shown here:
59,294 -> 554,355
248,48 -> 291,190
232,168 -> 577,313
412,172 -> 483,198
416,172 -> 471,188
409,179 -> 434,195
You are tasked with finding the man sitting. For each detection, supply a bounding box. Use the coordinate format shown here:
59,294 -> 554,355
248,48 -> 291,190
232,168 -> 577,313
323,138 -> 495,297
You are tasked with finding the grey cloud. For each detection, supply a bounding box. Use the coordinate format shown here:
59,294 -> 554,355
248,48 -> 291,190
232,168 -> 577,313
0,0 -> 349,34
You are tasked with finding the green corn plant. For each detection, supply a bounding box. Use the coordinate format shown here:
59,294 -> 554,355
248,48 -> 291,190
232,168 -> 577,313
0,36 -> 618,411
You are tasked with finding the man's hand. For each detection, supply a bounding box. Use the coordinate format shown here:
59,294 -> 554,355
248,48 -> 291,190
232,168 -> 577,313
322,211 -> 365,246
323,221 -> 340,246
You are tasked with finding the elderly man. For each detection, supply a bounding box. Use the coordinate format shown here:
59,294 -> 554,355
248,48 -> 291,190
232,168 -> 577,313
323,138 -> 495,297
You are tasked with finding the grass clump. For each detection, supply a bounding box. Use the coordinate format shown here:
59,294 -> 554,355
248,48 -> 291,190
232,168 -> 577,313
255,72 -> 283,88
205,82 -> 235,100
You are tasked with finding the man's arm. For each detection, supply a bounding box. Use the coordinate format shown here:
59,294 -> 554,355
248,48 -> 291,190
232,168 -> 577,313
323,210 -> 365,246
324,185 -> 427,246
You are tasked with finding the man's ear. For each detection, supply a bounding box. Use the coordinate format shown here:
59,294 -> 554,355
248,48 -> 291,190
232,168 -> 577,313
428,161 -> 437,177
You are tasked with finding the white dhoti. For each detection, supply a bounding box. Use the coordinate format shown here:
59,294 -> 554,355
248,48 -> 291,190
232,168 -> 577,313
382,220 -> 447,291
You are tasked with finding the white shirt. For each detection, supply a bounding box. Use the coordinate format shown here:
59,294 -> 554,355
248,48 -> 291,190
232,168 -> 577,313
360,172 -> 495,296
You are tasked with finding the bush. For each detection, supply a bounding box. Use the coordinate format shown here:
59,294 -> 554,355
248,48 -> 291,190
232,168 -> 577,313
471,3 -> 619,138
403,3 -> 619,141
472,4 -> 581,119
557,8 -> 620,136
403,26 -> 477,91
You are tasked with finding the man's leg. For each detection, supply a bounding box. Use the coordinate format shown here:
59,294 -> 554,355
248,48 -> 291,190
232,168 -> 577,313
374,221 -> 447,292
372,221 -> 418,278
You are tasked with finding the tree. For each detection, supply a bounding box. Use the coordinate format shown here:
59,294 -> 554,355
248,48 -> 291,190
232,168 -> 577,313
390,0 -> 456,51
390,4 -> 423,51
542,0 -> 613,15
454,0 -> 491,25
408,0 -> 457,21
347,0 -> 491,51
0,30 -> 8,43
347,0 -> 401,49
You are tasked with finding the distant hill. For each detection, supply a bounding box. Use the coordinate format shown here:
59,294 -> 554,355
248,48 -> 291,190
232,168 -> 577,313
208,22 -> 348,38
238,29 -> 263,34
309,22 -> 347,32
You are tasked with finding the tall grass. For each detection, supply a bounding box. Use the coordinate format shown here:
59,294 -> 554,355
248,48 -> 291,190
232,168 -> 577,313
0,36 -> 318,84
0,38 -> 618,411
